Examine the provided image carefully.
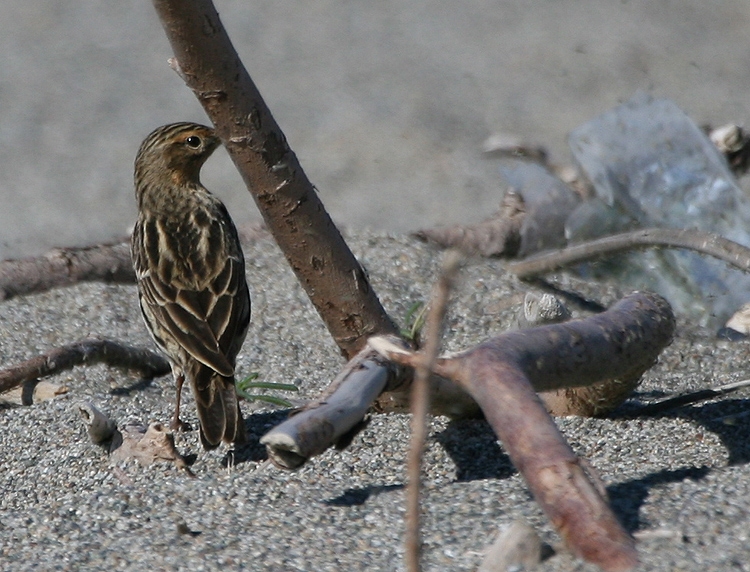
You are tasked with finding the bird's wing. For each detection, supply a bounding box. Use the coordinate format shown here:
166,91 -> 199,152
132,216 -> 250,378
138,274 -> 234,376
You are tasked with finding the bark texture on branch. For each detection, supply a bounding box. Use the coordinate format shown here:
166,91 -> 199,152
0,339 -> 170,393
0,240 -> 134,301
152,0 -> 399,358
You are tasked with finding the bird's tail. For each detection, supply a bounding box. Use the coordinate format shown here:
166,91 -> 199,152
192,369 -> 246,450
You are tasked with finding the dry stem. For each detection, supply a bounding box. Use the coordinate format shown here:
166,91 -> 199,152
507,227 -> 750,278
405,251 -> 462,572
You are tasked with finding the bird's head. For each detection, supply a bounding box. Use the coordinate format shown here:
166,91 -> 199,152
135,122 -> 221,196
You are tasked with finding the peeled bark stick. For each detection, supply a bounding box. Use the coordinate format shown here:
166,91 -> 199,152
260,342 -> 404,469
0,240 -> 134,301
152,0 -> 399,358
507,227 -> 750,279
78,402 -> 119,445
0,339 -> 170,393
371,292 -> 676,571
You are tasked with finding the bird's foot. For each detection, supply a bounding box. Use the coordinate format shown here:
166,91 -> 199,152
170,416 -> 193,433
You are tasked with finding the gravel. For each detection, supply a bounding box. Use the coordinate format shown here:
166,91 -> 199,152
1,231 -> 750,571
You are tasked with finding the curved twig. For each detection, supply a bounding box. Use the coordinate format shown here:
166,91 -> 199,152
507,227 -> 750,279
0,339 -> 170,393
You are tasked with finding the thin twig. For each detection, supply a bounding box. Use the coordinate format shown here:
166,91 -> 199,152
405,251 -> 463,572
0,339 -> 170,393
636,377 -> 750,416
507,227 -> 750,279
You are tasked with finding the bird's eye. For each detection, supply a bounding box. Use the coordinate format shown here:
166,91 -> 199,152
185,135 -> 202,149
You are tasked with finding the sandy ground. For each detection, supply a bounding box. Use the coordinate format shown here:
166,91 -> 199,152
1,231 -> 750,571
0,1 -> 749,259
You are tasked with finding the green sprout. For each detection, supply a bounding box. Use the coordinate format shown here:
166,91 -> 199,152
400,300 -> 427,344
235,372 -> 298,408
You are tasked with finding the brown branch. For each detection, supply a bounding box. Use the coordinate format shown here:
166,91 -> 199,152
405,251 -> 462,572
0,240 -> 134,301
507,227 -> 750,279
372,292 -> 675,571
413,191 -> 526,257
0,339 -> 170,393
152,0 -> 399,358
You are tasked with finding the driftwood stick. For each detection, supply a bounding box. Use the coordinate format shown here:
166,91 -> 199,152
260,340 -> 406,469
0,224 -> 273,301
0,240 -> 134,301
405,251 -> 462,572
507,227 -> 750,279
0,339 -> 170,393
372,292 -> 675,571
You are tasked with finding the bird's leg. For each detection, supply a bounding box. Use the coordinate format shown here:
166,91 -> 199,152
171,372 -> 192,432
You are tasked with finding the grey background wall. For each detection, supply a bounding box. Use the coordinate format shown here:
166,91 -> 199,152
1,1 -> 748,259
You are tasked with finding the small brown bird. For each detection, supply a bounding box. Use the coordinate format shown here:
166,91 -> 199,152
131,122 -> 250,449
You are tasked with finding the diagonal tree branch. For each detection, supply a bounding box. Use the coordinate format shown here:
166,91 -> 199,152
152,0 -> 399,359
